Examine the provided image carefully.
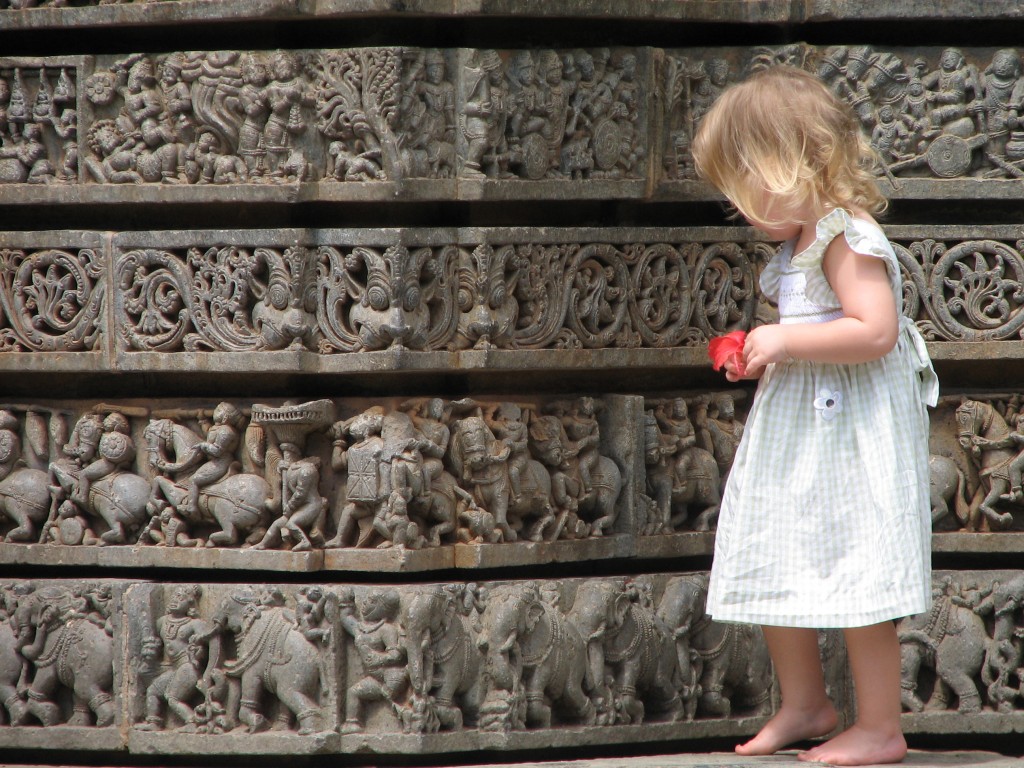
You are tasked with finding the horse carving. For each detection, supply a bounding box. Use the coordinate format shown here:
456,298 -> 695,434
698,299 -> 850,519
143,418 -> 271,546
955,399 -> 1022,530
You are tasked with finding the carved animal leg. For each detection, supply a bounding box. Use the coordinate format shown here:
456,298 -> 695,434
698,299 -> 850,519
936,659 -> 983,714
67,701 -> 92,727
238,675 -> 268,733
100,520 -> 127,545
25,687 -> 62,726
692,505 -> 721,532
5,510 -> 36,542
278,687 -> 321,735
207,519 -> 240,548
923,678 -> 951,711
77,674 -> 115,727
562,677 -> 597,725
4,691 -> 28,726
698,683 -> 731,718
981,483 -> 1014,529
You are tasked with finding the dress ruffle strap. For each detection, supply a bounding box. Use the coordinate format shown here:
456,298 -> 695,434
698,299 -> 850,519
900,315 -> 940,407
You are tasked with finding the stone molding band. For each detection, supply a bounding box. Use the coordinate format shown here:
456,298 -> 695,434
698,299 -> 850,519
2,228 -> 1024,364
0,571 -> 1007,755
2,45 -> 1024,201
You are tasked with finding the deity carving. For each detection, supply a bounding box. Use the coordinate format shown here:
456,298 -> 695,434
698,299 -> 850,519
459,48 -> 645,181
0,65 -> 77,184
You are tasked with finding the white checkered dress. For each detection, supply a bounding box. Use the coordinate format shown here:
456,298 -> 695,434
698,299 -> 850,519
706,208 -> 938,628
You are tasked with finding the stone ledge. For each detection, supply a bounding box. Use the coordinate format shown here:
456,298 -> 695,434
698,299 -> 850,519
3,0 -> 1022,29
4,533 -> 1022,574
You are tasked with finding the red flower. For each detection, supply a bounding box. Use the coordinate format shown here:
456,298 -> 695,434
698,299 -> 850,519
708,330 -> 747,376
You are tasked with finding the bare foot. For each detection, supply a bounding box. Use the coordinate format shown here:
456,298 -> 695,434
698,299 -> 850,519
736,703 -> 839,756
799,724 -> 907,765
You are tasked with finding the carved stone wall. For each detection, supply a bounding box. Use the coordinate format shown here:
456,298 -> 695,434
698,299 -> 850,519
0,2 -> 1020,765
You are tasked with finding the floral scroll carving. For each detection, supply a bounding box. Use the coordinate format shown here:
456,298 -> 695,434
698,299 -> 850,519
0,247 -> 104,351
115,238 -> 758,353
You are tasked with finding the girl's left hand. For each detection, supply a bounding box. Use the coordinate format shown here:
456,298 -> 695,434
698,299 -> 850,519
743,324 -> 790,375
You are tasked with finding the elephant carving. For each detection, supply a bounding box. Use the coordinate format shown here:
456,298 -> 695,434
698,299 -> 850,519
201,589 -> 324,734
568,579 -> 683,725
656,574 -> 772,718
972,574 -> 1024,712
477,583 -> 595,731
0,589 -> 28,725
400,585 -> 484,732
12,586 -> 116,727
898,577 -> 987,713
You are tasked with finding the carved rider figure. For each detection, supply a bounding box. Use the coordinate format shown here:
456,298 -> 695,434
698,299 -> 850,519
483,402 -> 529,503
0,410 -> 20,483
654,398 -> 697,491
182,403 -> 244,517
71,412 -> 135,509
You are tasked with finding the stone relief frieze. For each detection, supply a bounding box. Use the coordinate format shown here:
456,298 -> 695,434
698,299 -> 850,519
0,581 -> 120,728
2,390 -> 1024,565
64,47 -> 647,188
11,44 -> 1024,193
0,575 -> 774,745
115,237 -> 760,353
131,576 -> 771,740
898,570 -> 1024,716
664,45 -> 1024,184
4,229 -> 1024,357
0,395 -> 637,551
11,390 -> 1024,549
894,238 -> 1024,341
0,62 -> 79,185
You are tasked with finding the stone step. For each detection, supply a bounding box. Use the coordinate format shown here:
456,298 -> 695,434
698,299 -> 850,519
461,751 -> 1021,768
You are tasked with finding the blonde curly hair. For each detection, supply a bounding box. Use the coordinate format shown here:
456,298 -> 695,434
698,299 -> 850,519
692,65 -> 885,227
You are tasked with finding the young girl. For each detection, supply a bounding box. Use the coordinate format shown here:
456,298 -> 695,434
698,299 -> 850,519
692,65 -> 938,765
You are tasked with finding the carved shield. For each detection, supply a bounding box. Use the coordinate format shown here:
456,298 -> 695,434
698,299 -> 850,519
346,442 -> 381,503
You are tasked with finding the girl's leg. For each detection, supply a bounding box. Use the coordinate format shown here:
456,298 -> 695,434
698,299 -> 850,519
800,621 -> 907,765
737,626 -> 838,756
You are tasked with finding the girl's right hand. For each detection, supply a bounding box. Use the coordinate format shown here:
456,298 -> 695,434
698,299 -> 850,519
723,357 -> 763,382
741,324 -> 790,377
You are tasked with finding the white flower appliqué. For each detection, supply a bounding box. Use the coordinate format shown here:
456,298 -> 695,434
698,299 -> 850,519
813,388 -> 843,421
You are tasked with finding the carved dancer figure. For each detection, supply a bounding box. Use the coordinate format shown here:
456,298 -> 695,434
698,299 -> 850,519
339,588 -> 408,733
137,585 -> 213,731
253,442 -> 326,552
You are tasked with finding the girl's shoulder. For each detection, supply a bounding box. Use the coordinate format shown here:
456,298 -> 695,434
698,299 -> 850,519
802,207 -> 893,264
791,208 -> 898,306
